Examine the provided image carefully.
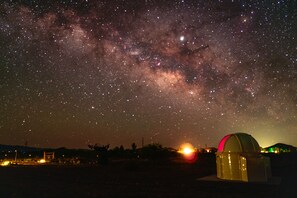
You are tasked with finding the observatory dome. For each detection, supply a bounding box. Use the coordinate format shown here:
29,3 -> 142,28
217,133 -> 260,153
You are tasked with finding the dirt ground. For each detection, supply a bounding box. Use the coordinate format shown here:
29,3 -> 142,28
0,154 -> 296,198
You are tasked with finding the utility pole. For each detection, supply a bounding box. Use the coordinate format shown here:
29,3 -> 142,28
15,150 -> 17,162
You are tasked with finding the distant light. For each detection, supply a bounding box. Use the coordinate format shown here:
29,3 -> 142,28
1,161 -> 10,166
178,143 -> 195,154
183,147 -> 194,155
178,143 -> 197,162
180,36 -> 185,41
38,159 -> 46,164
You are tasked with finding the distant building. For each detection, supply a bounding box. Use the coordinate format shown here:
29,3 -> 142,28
202,147 -> 217,153
44,151 -> 55,161
262,143 -> 297,153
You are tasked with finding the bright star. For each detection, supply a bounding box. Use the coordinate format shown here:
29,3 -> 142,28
180,36 -> 185,41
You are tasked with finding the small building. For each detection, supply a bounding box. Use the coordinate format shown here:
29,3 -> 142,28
203,147 -> 217,153
44,151 -> 55,161
216,133 -> 271,182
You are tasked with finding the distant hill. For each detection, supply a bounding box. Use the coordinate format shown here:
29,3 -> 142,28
264,143 -> 297,153
0,144 -> 43,152
0,144 -> 88,153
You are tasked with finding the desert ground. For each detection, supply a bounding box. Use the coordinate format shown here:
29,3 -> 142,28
0,154 -> 296,198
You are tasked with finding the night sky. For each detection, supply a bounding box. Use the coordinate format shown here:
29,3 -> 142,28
0,0 -> 296,149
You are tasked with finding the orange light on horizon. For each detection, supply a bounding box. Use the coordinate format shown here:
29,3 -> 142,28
183,147 -> 194,155
1,161 -> 10,166
38,159 -> 46,164
178,143 -> 197,163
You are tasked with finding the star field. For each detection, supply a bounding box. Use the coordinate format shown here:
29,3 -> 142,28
0,0 -> 296,148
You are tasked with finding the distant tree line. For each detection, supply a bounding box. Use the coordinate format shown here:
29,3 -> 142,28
88,143 -> 178,165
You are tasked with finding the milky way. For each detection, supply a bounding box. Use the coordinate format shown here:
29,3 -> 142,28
0,0 -> 296,148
